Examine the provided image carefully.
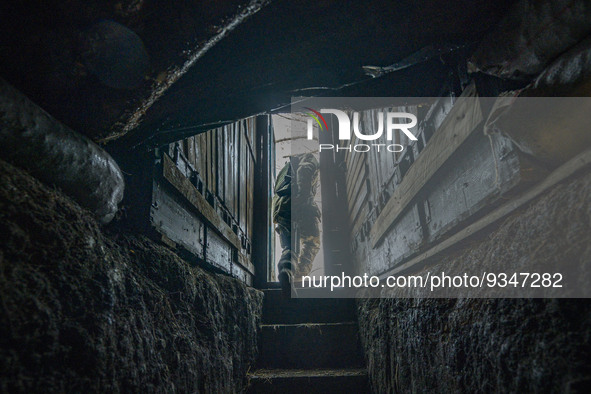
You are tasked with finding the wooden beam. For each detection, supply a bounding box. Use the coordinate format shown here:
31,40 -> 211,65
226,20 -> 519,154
162,153 -> 242,251
351,204 -> 369,238
237,250 -> 255,276
346,155 -> 366,198
378,147 -> 591,278
370,83 -> 482,247
347,166 -> 368,212
349,181 -> 368,222
252,115 -> 271,286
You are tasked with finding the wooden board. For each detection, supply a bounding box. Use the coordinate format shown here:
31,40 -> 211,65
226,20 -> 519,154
237,250 -> 255,276
217,127 -> 225,200
185,136 -> 196,166
365,203 -> 423,276
370,83 -> 482,247
195,133 -> 207,187
239,127 -> 248,231
207,131 -> 216,196
245,118 -> 256,161
232,261 -> 253,286
379,147 -> 591,277
232,123 -> 240,217
162,154 -> 241,251
158,116 -> 260,276
224,123 -> 236,217
348,181 -> 368,226
351,203 -> 369,238
346,153 -> 366,198
151,180 -> 205,259
206,229 -> 232,273
347,166 -> 367,213
424,130 -> 522,243
247,150 -> 255,241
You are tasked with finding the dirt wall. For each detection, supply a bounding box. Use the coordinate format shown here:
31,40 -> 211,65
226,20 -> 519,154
0,158 -> 262,393
357,170 -> 591,393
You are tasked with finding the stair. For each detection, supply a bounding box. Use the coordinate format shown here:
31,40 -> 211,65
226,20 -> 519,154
247,289 -> 369,393
247,368 -> 368,393
261,288 -> 357,324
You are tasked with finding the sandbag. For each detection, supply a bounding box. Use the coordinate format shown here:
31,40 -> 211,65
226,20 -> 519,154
0,78 -> 124,223
483,36 -> 591,166
469,0 -> 591,80
525,35 -> 591,96
486,95 -> 591,166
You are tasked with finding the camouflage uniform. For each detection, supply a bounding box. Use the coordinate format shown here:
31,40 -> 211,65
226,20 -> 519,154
272,153 -> 321,281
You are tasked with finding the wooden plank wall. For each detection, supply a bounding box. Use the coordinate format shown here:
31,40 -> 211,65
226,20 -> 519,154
152,117 -> 257,284
343,105 -> 420,244
343,86 -> 539,277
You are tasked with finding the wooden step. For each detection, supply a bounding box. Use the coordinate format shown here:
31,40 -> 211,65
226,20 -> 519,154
256,322 -> 365,369
247,368 -> 369,393
262,288 -> 357,324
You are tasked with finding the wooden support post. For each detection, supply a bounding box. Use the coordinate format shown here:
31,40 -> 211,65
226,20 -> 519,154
253,115 -> 271,288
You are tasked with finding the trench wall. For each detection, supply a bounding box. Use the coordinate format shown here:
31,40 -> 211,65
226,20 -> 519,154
357,170 -> 591,393
0,158 -> 263,393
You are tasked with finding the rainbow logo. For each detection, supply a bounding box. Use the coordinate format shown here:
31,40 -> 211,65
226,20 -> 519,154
305,107 -> 328,131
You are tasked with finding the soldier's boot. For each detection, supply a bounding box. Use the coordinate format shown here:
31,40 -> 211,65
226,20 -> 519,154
277,249 -> 295,297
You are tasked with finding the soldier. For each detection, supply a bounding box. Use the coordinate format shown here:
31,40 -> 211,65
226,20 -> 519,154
272,152 -> 321,295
